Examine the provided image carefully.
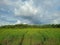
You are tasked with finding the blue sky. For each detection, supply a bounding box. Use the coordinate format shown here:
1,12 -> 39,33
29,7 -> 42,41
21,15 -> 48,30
0,0 -> 60,25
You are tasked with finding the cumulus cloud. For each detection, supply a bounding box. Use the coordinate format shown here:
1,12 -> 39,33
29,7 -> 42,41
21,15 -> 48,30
15,20 -> 21,24
14,0 -> 39,16
0,0 -> 60,25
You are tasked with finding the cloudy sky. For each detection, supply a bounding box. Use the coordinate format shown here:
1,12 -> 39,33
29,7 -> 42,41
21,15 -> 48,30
0,0 -> 60,25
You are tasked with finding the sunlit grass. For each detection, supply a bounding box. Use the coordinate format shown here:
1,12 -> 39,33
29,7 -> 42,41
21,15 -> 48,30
0,28 -> 60,45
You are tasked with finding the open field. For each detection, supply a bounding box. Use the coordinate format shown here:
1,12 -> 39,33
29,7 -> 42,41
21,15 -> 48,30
0,28 -> 60,45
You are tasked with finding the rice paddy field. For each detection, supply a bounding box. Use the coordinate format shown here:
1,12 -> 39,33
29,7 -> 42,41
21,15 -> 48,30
0,28 -> 60,45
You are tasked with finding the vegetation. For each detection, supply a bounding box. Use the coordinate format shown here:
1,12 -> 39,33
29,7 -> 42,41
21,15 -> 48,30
0,24 -> 60,45
0,24 -> 60,28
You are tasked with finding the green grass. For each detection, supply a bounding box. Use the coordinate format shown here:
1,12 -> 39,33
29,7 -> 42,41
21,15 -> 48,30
0,28 -> 60,45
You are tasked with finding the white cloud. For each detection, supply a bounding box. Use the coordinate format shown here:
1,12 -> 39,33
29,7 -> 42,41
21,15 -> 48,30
14,1 -> 39,16
51,17 -> 60,24
15,20 -> 21,24
52,20 -> 59,24
0,0 -> 60,24
15,19 -> 32,24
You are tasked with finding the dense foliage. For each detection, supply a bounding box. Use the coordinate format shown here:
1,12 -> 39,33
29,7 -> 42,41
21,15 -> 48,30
0,24 -> 60,28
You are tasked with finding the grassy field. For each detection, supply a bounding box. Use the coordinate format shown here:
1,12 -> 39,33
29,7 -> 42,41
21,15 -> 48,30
0,28 -> 60,45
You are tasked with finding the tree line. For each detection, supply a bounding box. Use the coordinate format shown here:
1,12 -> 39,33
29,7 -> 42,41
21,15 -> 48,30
0,24 -> 60,28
